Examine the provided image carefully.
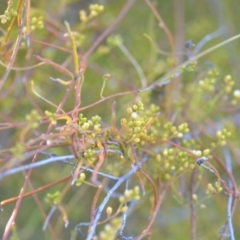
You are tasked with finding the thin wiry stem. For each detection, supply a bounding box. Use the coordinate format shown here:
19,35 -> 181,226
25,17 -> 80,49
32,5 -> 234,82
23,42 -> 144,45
192,27 -> 226,56
144,0 -> 175,58
82,165 -> 139,240
119,179 -> 129,238
222,147 -> 235,240
140,33 -> 240,92
134,181 -> 170,240
89,181 -> 105,234
1,175 -> 71,207
0,5 -> 25,92
119,200 -> 137,240
0,150 -> 122,181
118,42 -> 147,88
42,206 -> 57,231
189,168 -> 197,240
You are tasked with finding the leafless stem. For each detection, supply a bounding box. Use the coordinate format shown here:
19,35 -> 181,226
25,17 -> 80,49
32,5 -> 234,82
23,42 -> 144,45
83,165 -> 139,240
189,168 -> 197,240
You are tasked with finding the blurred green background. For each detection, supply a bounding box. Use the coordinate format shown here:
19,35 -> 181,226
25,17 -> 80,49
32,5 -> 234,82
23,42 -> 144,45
0,0 -> 240,239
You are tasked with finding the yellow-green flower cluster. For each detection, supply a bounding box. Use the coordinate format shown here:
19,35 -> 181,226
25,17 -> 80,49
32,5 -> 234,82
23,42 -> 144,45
144,104 -> 160,116
98,218 -> 122,240
45,191 -> 60,205
79,4 -> 104,23
157,148 -> 194,180
215,128 -> 231,146
120,101 -> 150,144
206,181 -> 222,194
83,149 -> 95,162
78,113 -> 102,132
207,68 -> 219,78
25,109 -> 41,128
23,16 -> 44,34
192,149 -> 210,158
75,173 -> 85,186
223,75 -> 234,94
162,122 -> 189,139
118,186 -> 140,203
198,68 -> 219,93
180,61 -> 197,72
0,4 -> 17,24
45,110 -> 57,125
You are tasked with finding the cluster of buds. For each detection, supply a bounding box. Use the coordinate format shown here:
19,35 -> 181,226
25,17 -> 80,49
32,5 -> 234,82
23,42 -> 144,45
158,148 -> 194,180
120,101 -> 149,144
206,181 -> 223,194
78,113 -> 102,133
25,109 -> 41,129
75,173 -> 86,186
23,16 -> 44,35
79,4 -> 104,23
45,191 -> 60,205
98,218 -> 121,240
45,110 -> 57,125
223,75 -> 235,94
215,128 -> 231,146
0,4 -> 17,24
119,186 -> 140,204
162,122 -> 189,139
198,68 -> 219,93
83,149 -> 95,162
180,61 -> 197,72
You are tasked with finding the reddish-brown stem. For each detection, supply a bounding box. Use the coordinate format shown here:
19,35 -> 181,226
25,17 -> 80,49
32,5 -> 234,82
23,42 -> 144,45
77,90 -> 137,112
0,175 -> 71,207
0,10 -> 24,92
144,0 -> 175,58
89,181 -> 105,233
2,72 -> 75,239
139,169 -> 158,208
34,55 -> 73,77
30,38 -> 72,53
134,181 -> 170,240
26,179 -> 58,240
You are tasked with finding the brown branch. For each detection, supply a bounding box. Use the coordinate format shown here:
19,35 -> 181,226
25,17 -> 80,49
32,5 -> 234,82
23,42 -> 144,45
0,9 -> 24,92
134,181 -> 170,240
144,0 -> 175,58
88,180 -> 105,234
0,175 -> 71,207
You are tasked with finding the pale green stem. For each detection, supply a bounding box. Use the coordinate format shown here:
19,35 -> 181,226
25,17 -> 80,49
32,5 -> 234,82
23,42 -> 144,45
118,42 -> 147,88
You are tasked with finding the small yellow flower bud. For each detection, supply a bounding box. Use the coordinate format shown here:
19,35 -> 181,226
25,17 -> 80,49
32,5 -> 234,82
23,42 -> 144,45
106,206 -> 112,216
121,206 -> 128,212
192,194 -> 198,201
